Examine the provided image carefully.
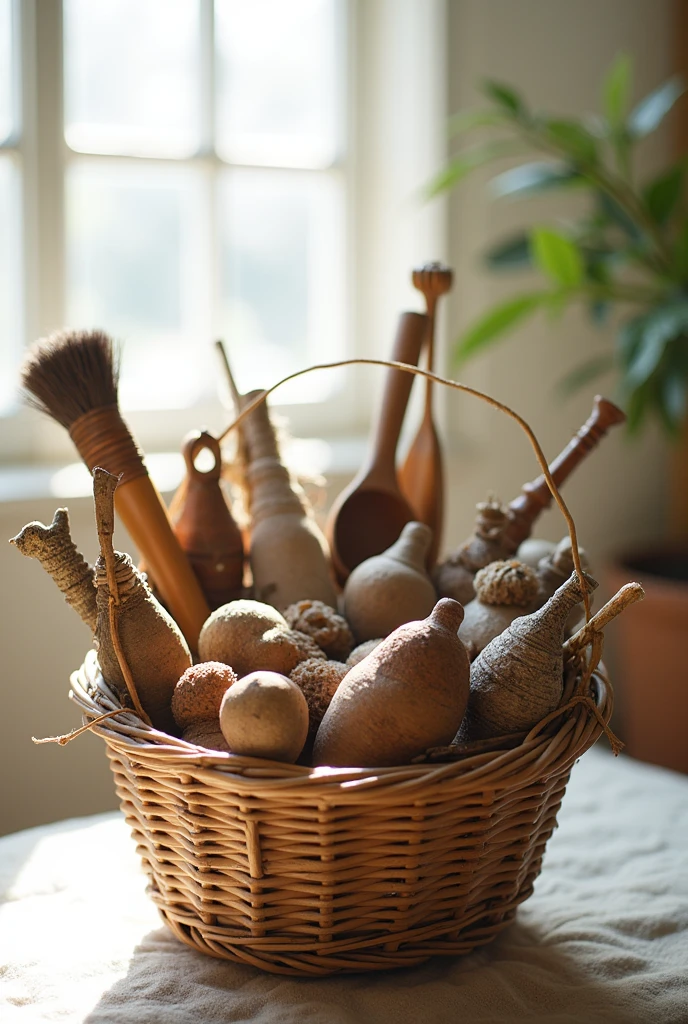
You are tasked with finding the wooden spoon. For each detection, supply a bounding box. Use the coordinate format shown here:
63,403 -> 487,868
325,311 -> 429,585
399,262 -> 453,568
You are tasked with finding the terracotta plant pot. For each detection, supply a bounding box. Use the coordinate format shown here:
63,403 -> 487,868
606,548 -> 688,775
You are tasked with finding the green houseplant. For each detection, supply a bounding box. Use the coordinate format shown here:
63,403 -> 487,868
428,55 -> 688,773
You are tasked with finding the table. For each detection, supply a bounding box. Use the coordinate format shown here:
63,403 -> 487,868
1,746 -> 687,1023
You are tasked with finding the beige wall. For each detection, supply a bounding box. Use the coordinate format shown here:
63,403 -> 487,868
0,0 -> 674,836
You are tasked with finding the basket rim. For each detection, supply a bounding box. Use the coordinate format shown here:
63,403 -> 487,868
69,649 -> 613,796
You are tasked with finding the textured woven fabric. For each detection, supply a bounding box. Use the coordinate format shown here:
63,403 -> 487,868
1,746 -> 687,1023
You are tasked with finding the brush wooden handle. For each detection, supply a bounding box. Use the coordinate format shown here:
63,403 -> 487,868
70,406 -> 210,649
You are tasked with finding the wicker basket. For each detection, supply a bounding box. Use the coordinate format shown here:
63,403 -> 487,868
70,646 -> 612,976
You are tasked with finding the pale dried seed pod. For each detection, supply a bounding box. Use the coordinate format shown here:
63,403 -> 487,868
342,522 -> 437,642
198,598 -> 325,677
459,560 -> 540,660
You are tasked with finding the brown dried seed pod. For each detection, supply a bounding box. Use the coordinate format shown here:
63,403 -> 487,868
282,599 -> 354,661
171,661 -> 238,730
314,599 -> 470,768
458,570 -> 598,743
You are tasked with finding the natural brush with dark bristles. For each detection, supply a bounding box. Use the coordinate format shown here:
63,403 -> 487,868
20,328 -> 119,428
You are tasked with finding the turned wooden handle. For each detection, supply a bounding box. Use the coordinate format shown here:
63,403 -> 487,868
115,476 -> 211,649
368,311 -> 428,474
504,395 -> 626,550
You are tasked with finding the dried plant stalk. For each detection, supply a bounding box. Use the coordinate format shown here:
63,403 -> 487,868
93,468 -> 192,734
10,508 -> 97,631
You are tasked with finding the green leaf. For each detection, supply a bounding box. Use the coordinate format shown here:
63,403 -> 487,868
628,75 -> 685,137
454,292 -> 549,363
596,191 -> 643,242
558,354 -> 616,395
481,81 -> 525,116
642,165 -> 685,225
624,381 -> 652,434
589,299 -> 610,325
543,119 -> 598,164
490,161 -> 584,199
660,372 -> 687,433
674,223 -> 688,281
622,302 -> 688,389
530,227 -> 585,288
603,53 -> 633,128
423,141 -> 523,199
484,234 -> 533,270
447,108 -> 509,138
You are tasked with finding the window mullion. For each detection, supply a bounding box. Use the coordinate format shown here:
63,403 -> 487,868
33,0 -> 65,339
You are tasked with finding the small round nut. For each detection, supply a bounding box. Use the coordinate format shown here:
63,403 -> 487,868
171,661 -> 238,730
219,671 -> 309,763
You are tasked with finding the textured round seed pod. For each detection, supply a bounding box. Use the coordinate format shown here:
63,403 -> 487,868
282,599 -> 354,661
290,658 -> 349,746
182,721 -> 231,753
219,671 -> 309,762
198,599 -> 324,676
346,639 -> 383,667
459,560 -> 540,660
313,598 -> 470,768
171,661 -> 238,730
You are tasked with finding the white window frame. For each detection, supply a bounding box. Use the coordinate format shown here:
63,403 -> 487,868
1,0 -> 449,470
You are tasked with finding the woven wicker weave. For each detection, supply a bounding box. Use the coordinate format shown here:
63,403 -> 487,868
70,648 -> 612,976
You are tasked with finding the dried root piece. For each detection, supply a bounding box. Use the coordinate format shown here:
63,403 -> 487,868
10,508 -> 97,631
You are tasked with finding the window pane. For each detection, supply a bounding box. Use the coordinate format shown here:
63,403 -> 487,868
0,157 -> 21,412
64,0 -> 201,157
215,0 -> 341,168
0,0 -> 15,144
66,161 -> 212,409
218,169 -> 345,403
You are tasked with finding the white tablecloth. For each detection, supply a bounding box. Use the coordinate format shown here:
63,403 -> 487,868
1,746 -> 687,1023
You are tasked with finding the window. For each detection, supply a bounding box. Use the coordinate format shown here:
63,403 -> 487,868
1,1 -> 448,469
2,0 -> 351,462
0,0 -> 21,413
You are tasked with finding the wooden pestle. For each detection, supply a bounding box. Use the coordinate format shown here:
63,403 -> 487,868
399,263 -> 453,566
501,395 -> 626,553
